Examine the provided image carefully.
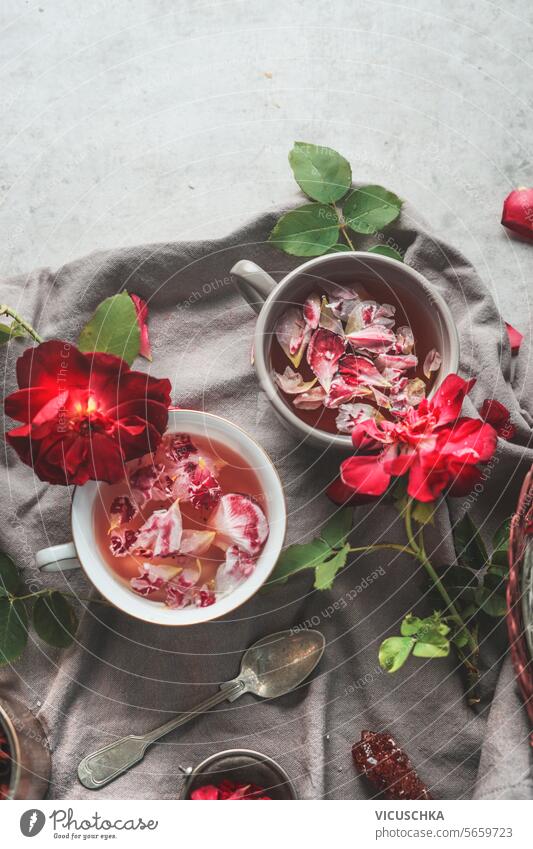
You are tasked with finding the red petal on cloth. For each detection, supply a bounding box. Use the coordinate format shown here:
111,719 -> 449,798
292,386 -> 327,410
395,326 -> 415,354
180,529 -> 216,556
501,188 -> 533,241
307,328 -> 346,392
446,464 -> 483,497
190,785 -> 220,800
346,325 -> 396,354
210,493 -> 268,555
273,366 -> 317,394
275,307 -> 310,368
423,348 -> 442,379
340,454 -> 391,496
130,562 -> 181,596
109,495 -> 137,529
109,528 -> 139,557
479,399 -> 516,439
132,499 -> 183,557
303,293 -> 321,329
505,321 -> 523,354
215,545 -> 257,594
130,294 -> 152,361
130,462 -> 174,504
335,403 -> 377,434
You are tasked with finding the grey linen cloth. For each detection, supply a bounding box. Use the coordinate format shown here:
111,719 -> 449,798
1,202 -> 532,800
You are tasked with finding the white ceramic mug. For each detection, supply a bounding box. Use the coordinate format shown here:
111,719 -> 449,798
34,410 -> 287,625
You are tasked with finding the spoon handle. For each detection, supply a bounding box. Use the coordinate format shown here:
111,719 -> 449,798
77,679 -> 245,790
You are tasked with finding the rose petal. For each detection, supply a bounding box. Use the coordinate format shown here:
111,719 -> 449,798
479,399 -> 516,439
405,378 -> 426,406
130,462 -> 174,505
340,355 -> 391,388
303,293 -> 321,329
292,386 -> 327,410
346,325 -> 396,354
505,321 -> 523,355
109,495 -> 137,530
335,403 -> 378,434
180,529 -> 216,556
130,294 -> 152,361
307,328 -> 346,392
165,563 -> 202,608
131,562 -> 181,597
275,307 -> 311,368
210,493 -> 268,555
423,348 -> 442,379
156,432 -> 197,465
325,374 -> 367,409
375,353 -> 418,373
395,326 -> 415,354
215,545 -> 257,594
190,786 -> 220,800
109,528 -> 139,557
501,188 -> 533,241
340,454 -> 391,496
273,366 -> 317,395
319,297 -> 345,336
132,499 -> 183,557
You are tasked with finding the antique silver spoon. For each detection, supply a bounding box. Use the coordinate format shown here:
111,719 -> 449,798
78,628 -> 325,790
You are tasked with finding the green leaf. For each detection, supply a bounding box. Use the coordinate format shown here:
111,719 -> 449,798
452,629 -> 469,649
320,509 -> 353,549
411,500 -> 435,526
0,598 -> 28,665
453,513 -> 488,572
269,204 -> 340,257
413,638 -> 450,658
289,142 -> 352,204
379,636 -> 414,673
367,245 -> 403,262
491,518 -> 511,566
343,185 -> 402,235
400,613 -> 425,637
0,321 -> 26,345
267,539 -> 331,587
33,592 -> 78,649
314,544 -> 350,591
0,552 -> 22,596
78,292 -> 140,365
474,586 -> 507,618
327,242 -> 352,253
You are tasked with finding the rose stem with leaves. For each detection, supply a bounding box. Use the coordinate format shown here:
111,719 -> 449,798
0,305 -> 42,343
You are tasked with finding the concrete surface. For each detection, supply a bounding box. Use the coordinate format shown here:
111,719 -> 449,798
0,0 -> 532,333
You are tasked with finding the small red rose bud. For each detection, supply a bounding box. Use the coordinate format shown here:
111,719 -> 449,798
502,188 -> 533,240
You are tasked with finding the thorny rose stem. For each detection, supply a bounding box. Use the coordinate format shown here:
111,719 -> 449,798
0,305 -> 43,343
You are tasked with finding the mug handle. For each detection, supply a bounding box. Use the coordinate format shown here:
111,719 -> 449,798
35,542 -> 80,573
230,260 -> 277,314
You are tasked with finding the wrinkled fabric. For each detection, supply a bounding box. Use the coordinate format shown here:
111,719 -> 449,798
0,201 -> 532,799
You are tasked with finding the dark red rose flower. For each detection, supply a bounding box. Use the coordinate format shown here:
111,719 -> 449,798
479,399 -> 516,440
339,374 -> 498,503
4,341 -> 171,485
505,321 -> 523,355
501,188 -> 533,241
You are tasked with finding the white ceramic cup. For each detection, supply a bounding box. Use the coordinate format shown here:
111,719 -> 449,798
34,410 -> 287,625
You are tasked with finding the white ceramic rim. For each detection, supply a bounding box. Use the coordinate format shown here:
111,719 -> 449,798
71,410 -> 287,625
253,251 -> 460,450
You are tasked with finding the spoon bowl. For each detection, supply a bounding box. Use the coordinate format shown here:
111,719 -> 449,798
240,629 -> 325,699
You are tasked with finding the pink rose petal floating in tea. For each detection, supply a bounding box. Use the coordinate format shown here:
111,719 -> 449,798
272,289 -> 442,434
215,545 -> 257,594
210,493 -> 269,556
133,499 -> 183,558
130,563 -> 181,597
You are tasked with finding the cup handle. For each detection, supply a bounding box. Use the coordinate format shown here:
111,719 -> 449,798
230,260 -> 277,314
35,542 -> 80,573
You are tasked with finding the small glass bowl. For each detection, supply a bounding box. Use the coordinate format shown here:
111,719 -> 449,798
179,749 -> 297,800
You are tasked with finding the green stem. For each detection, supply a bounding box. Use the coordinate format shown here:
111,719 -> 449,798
332,202 -> 356,250
404,499 -> 478,658
349,543 -> 416,556
0,304 -> 43,343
